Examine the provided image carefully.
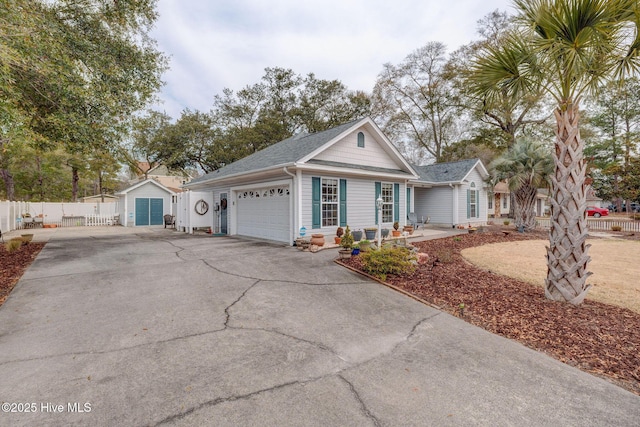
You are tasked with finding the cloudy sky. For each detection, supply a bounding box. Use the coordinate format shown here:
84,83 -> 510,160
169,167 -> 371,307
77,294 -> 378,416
150,0 -> 513,118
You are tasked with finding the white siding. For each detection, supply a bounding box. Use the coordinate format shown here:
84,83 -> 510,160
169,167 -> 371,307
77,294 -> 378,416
414,187 -> 453,226
314,128 -> 400,170
301,173 -> 406,236
457,169 -> 488,226
123,183 -> 173,227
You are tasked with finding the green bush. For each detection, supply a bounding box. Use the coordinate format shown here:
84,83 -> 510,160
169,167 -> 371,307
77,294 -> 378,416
611,225 -> 622,232
503,219 -> 511,226
5,238 -> 22,253
340,225 -> 354,249
361,246 -> 416,281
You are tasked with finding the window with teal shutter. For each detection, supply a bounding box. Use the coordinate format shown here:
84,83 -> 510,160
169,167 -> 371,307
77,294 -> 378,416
339,179 -> 347,226
394,183 -> 400,222
375,182 -> 381,224
406,188 -> 411,218
466,189 -> 471,219
312,177 -> 321,228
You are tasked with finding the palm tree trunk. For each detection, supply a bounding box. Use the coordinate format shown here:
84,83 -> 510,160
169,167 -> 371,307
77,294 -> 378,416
513,185 -> 537,230
545,103 -> 591,305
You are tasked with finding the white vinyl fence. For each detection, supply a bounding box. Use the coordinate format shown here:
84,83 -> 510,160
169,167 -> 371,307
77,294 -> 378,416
1,200 -> 120,232
537,217 -> 640,233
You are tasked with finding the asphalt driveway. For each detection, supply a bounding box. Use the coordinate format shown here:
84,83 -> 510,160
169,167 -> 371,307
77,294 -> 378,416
0,227 -> 638,426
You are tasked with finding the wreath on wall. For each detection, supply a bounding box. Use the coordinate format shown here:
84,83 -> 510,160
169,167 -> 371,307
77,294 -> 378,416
195,199 -> 209,215
220,198 -> 228,210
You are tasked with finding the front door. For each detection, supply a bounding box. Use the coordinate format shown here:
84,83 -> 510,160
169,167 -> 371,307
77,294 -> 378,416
220,193 -> 228,234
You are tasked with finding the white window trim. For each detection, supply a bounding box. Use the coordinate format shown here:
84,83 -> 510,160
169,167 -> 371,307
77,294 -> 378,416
321,177 -> 340,228
381,182 -> 394,224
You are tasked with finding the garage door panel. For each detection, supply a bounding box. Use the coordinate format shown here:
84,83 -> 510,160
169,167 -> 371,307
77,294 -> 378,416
236,186 -> 289,243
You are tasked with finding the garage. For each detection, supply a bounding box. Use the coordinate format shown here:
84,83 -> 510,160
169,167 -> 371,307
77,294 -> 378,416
236,185 -> 290,243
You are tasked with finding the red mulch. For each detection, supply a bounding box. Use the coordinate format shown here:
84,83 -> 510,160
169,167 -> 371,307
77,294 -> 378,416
340,230 -> 640,396
0,242 -> 44,306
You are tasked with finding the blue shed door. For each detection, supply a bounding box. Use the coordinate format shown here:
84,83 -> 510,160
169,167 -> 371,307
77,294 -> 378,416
135,198 -> 163,226
135,198 -> 150,226
150,198 -> 164,225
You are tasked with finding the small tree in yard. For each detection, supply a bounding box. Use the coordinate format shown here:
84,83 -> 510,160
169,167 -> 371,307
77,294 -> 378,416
490,138 -> 553,231
474,0 -> 640,305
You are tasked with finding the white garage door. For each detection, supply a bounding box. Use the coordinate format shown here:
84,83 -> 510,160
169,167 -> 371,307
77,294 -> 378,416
236,185 -> 290,243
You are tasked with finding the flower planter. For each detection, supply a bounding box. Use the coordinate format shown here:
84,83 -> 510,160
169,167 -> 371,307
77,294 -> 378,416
334,237 -> 342,245
310,234 -> 325,247
351,248 -> 360,255
359,241 -> 371,252
381,229 -> 390,238
364,229 -> 376,240
403,226 -> 414,235
352,230 -> 363,242
392,230 -> 401,237
338,249 -> 352,259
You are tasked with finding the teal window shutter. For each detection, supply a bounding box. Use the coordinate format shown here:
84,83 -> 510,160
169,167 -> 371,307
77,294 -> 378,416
339,179 -> 347,226
466,189 -> 471,219
394,183 -> 400,222
312,177 -> 321,229
375,181 -> 381,224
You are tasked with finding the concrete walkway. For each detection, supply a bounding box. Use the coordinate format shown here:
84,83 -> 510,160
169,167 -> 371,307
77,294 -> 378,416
0,227 -> 638,426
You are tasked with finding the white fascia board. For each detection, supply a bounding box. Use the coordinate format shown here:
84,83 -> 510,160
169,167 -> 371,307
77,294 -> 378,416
117,178 -> 175,195
298,117 -> 419,177
295,163 -> 416,181
460,159 -> 490,182
184,163 -> 296,190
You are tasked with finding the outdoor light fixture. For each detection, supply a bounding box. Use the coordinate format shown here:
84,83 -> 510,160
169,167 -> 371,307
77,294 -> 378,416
376,196 -> 383,248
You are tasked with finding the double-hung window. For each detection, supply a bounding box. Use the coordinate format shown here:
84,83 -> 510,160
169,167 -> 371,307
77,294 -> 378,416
321,178 -> 338,227
381,183 -> 393,223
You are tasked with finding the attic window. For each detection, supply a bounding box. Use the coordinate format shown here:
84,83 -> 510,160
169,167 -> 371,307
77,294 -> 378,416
357,132 -> 365,148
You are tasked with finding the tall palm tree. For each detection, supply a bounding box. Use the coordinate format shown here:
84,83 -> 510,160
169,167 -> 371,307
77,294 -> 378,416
490,138 -> 554,230
474,0 -> 640,305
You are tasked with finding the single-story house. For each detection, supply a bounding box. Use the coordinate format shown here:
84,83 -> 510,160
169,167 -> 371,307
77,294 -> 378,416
410,159 -> 490,228
180,118 -> 489,244
116,178 -> 176,227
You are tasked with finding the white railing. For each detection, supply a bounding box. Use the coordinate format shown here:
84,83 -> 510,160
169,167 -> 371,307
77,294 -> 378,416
536,217 -> 640,233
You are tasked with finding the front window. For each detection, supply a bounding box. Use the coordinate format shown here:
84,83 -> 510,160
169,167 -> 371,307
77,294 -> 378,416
322,178 -> 338,227
487,192 -> 493,210
381,183 -> 393,223
470,189 -> 477,218
503,194 -> 508,209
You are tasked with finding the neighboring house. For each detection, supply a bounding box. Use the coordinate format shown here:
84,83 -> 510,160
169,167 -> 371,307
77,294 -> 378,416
586,187 -> 605,208
410,159 -> 490,228
488,182 -> 550,218
81,194 -> 120,203
116,179 -> 176,227
179,118 -> 490,244
130,162 -> 191,191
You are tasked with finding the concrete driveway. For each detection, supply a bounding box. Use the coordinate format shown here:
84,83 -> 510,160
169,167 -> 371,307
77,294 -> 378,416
0,227 -> 638,426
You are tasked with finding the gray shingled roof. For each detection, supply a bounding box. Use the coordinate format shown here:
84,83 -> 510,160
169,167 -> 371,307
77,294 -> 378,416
187,119 -> 364,185
412,158 -> 480,183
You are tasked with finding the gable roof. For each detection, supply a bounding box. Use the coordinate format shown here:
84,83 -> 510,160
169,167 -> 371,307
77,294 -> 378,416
186,118 -> 417,187
412,158 -> 489,184
116,178 -> 176,196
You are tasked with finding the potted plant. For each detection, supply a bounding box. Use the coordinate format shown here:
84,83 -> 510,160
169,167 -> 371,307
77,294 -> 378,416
352,229 -> 363,242
339,225 -> 354,259
364,227 -> 377,240
381,228 -> 389,238
351,243 -> 360,256
359,239 -> 371,251
392,221 -> 401,237
403,224 -> 414,235
335,227 -> 344,245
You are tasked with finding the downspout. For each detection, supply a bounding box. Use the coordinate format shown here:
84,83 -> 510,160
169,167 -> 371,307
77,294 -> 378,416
283,167 -> 297,245
449,183 -> 456,228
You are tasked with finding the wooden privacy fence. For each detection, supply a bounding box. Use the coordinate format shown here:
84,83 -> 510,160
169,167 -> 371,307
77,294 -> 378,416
536,218 -> 640,233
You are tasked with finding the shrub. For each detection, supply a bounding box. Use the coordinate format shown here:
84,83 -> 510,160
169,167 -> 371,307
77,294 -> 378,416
611,225 -> 622,232
340,225 -> 354,249
361,246 -> 416,281
5,238 -> 22,253
503,219 -> 511,226
632,214 -> 640,221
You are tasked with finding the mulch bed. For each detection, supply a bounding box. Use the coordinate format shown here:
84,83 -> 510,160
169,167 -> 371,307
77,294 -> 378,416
0,243 -> 44,306
339,230 -> 640,396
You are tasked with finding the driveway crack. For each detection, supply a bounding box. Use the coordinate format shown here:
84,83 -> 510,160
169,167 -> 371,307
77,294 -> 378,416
224,280 -> 261,328
338,374 -> 381,427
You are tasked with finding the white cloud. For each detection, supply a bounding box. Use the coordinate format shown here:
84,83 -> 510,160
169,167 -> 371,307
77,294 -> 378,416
151,0 -> 513,118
